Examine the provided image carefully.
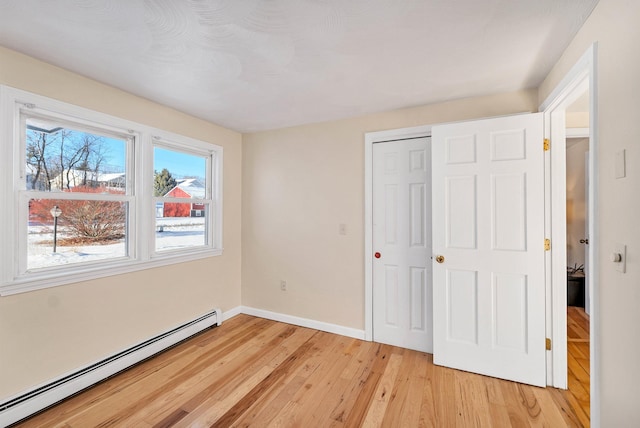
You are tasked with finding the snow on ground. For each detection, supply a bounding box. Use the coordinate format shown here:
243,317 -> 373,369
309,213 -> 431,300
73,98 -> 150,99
28,217 -> 206,270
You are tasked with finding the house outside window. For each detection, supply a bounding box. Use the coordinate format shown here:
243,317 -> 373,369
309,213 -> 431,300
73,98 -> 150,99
153,145 -> 215,253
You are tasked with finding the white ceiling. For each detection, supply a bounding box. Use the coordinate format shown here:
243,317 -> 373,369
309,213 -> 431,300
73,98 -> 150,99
0,0 -> 599,133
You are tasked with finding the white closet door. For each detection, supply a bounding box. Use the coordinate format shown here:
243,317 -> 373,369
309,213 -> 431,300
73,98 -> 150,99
372,137 -> 432,353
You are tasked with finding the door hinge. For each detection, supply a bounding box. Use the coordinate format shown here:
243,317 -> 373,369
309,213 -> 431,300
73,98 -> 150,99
543,138 -> 550,151
546,338 -> 552,350
544,238 -> 551,251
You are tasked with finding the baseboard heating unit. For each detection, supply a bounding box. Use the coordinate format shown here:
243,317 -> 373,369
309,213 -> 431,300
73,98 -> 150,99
0,308 -> 221,427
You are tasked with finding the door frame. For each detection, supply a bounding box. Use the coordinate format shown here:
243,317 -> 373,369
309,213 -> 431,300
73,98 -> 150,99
539,43 -> 599,422
364,124 -> 432,341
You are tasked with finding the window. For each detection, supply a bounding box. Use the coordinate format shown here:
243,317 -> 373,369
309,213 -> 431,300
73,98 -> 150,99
153,145 -> 213,253
0,86 -> 223,295
23,115 -> 131,271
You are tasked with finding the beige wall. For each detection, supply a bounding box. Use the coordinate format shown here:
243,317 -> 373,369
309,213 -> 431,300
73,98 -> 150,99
539,0 -> 640,424
566,138 -> 589,268
566,111 -> 590,129
242,90 -> 538,329
0,47 -> 242,401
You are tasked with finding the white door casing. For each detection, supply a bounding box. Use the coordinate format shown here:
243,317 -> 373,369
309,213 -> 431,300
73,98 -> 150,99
584,150 -> 590,316
432,113 -> 546,387
372,137 -> 432,353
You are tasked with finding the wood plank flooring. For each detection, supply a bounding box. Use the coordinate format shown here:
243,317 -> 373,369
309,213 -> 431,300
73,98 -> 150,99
15,314 -> 588,427
566,306 -> 591,426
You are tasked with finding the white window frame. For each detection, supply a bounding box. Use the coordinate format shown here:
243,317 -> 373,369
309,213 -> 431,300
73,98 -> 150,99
151,139 -> 219,257
18,111 -> 136,275
0,85 -> 223,296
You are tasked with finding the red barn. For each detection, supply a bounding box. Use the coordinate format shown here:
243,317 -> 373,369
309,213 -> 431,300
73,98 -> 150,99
161,179 -> 206,217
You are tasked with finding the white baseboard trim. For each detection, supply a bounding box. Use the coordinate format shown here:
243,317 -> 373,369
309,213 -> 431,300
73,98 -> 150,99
241,306 -> 366,340
221,305 -> 242,322
0,308 -> 221,427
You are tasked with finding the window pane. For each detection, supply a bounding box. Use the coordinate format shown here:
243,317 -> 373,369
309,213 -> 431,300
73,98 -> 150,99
153,147 -> 206,198
25,116 -> 127,192
28,198 -> 127,270
156,203 -> 207,252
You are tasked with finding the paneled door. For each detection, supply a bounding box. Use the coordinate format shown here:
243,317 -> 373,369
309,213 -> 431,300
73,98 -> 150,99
432,114 -> 546,387
372,137 -> 432,353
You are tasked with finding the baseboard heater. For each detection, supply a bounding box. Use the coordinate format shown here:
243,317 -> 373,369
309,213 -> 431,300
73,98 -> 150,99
0,308 -> 222,427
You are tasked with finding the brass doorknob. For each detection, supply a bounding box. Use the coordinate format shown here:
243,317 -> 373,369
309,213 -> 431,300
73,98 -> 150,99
435,255 -> 445,264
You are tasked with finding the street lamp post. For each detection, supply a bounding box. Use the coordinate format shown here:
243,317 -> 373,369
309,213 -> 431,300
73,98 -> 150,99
50,205 -> 62,253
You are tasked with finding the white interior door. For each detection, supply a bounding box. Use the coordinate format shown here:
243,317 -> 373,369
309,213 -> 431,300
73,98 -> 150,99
372,137 -> 432,353
432,114 -> 546,387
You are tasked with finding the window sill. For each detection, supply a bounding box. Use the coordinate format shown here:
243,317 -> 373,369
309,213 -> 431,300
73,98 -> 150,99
0,248 -> 223,296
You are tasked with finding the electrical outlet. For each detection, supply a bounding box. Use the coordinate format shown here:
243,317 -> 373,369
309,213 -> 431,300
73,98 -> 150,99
280,280 -> 287,291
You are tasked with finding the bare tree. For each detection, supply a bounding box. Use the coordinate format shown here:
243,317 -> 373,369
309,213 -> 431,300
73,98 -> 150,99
26,128 -> 109,190
63,199 -> 126,240
26,132 -> 53,190
60,130 -> 89,190
75,134 -> 107,187
30,188 -> 126,243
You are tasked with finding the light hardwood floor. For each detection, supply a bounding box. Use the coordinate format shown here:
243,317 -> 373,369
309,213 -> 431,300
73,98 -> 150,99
566,306 -> 591,426
15,314 -> 588,427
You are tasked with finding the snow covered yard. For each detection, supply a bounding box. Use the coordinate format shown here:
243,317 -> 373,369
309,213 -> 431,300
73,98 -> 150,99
28,217 -> 206,269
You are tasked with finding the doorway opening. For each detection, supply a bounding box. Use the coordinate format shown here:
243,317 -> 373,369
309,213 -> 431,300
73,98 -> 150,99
565,94 -> 591,423
540,43 -> 598,424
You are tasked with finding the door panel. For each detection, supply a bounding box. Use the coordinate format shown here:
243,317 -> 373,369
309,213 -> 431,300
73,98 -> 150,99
492,173 -> 526,250
410,267 -> 427,330
384,265 -> 399,326
492,273 -> 527,351
447,269 -> 478,344
373,137 -> 432,353
432,114 -> 546,387
410,183 -> 426,247
446,175 -> 477,249
384,185 -> 398,244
